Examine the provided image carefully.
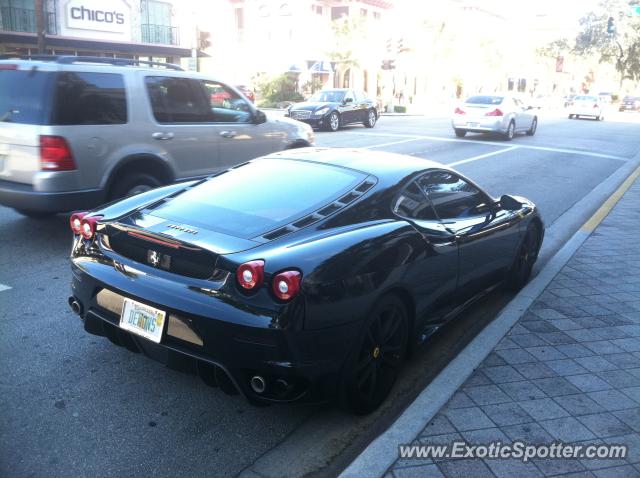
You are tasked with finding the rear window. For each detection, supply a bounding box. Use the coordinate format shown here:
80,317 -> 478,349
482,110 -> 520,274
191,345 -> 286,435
0,68 -> 53,125
51,72 -> 127,125
150,158 -> 367,238
465,96 -> 503,105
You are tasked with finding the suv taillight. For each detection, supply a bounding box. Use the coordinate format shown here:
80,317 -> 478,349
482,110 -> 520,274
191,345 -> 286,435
454,107 -> 466,115
40,135 -> 76,171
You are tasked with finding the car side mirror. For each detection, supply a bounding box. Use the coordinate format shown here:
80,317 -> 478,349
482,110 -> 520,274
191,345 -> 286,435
500,194 -> 522,211
253,109 -> 267,124
343,98 -> 353,105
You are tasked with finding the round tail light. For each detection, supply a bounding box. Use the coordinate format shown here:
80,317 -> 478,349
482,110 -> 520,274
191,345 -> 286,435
80,216 -> 100,240
272,271 -> 301,301
237,260 -> 265,290
70,211 -> 88,235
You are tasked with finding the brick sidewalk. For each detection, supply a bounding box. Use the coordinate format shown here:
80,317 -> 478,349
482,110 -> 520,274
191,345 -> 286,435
387,179 -> 640,478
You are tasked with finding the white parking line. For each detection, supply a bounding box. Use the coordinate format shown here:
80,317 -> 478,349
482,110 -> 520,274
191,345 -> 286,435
342,131 -> 628,161
0,283 -> 12,292
363,138 -> 426,149
449,146 -> 519,166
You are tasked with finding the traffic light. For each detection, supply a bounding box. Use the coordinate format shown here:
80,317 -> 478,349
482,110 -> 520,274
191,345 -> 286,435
607,16 -> 615,34
198,30 -> 211,50
386,38 -> 392,53
397,38 -> 403,53
381,59 -> 396,70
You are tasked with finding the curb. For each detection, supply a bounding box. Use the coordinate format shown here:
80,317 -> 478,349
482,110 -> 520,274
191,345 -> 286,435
339,158 -> 640,478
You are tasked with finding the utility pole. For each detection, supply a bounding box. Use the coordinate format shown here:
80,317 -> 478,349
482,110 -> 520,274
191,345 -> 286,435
35,0 -> 45,53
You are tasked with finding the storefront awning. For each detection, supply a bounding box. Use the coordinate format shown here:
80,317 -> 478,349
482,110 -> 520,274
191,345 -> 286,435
0,32 -> 207,57
309,61 -> 334,73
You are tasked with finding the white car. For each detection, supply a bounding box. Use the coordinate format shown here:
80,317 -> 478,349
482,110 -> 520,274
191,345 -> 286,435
452,94 -> 538,140
568,95 -> 604,120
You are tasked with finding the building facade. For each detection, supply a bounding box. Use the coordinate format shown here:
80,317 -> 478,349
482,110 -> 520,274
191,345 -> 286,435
0,0 -> 199,63
198,0 -> 392,99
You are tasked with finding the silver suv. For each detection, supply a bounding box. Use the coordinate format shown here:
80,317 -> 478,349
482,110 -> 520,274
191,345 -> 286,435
0,56 -> 314,217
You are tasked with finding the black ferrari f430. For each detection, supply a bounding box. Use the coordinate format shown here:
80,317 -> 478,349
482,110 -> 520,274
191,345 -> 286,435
68,148 -> 543,414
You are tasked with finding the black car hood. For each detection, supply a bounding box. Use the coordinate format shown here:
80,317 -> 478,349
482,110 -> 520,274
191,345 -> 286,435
290,101 -> 340,112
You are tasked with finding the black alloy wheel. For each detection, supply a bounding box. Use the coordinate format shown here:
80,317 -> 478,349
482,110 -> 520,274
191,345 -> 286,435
507,224 -> 539,291
342,295 -> 408,414
326,111 -> 340,132
364,109 -> 377,128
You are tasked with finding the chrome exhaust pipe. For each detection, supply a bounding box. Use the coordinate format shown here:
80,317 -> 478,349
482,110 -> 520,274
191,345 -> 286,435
68,297 -> 82,316
250,375 -> 266,394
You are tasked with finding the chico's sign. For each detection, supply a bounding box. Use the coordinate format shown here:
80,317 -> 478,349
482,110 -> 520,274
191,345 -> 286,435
70,6 -> 125,25
63,0 -> 131,37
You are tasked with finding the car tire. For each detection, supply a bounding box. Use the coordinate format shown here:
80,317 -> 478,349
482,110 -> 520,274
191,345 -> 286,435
503,121 -> 515,141
325,111 -> 340,132
526,117 -> 538,136
340,294 -> 408,415
364,109 -> 377,128
506,223 -> 540,292
454,129 -> 467,138
598,114 -> 604,121
108,172 -> 163,201
568,114 -> 574,119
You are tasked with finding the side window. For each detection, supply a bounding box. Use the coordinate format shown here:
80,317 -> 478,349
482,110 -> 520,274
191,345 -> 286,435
354,91 -> 364,102
201,81 -> 252,123
51,72 -> 127,125
417,171 -> 490,220
392,181 -> 438,220
145,76 -> 213,123
344,90 -> 355,103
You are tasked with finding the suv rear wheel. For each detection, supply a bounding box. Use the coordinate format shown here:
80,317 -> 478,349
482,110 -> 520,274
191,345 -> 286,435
108,172 -> 163,201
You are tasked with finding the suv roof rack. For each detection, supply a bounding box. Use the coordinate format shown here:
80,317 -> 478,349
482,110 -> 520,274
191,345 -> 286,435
0,54 -> 184,71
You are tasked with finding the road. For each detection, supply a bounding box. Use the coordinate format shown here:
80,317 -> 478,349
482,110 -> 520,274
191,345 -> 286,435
1,110 -> 639,478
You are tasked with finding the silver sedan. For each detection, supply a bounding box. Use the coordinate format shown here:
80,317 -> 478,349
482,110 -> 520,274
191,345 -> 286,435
452,95 -> 538,140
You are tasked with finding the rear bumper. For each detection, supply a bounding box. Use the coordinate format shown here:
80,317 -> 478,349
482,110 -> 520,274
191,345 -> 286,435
0,179 -> 104,213
70,253 -> 358,404
569,108 -> 601,117
451,118 -> 507,133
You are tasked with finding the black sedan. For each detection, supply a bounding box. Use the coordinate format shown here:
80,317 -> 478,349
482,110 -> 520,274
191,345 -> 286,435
68,148 -> 543,414
285,88 -> 378,132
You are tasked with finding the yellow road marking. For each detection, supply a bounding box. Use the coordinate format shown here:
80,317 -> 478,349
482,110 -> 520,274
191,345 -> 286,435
581,164 -> 640,232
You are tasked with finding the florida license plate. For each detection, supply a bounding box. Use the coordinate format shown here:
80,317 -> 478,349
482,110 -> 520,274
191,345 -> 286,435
120,298 -> 166,343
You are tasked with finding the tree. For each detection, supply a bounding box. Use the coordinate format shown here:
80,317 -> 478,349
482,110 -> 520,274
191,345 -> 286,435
326,16 -> 366,70
536,39 -> 571,59
573,0 -> 640,87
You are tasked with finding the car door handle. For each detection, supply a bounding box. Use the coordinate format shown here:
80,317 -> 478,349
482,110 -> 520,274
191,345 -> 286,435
152,132 -> 174,140
219,130 -> 237,138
